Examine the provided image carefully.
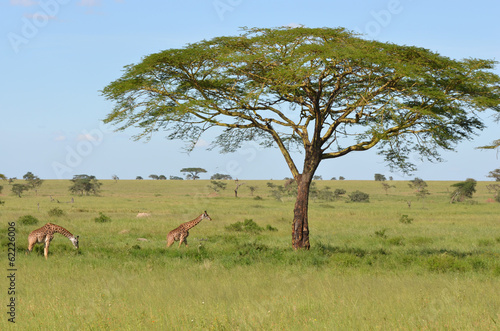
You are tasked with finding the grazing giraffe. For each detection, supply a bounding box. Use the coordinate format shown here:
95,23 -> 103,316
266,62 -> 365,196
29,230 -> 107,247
167,211 -> 212,248
26,223 -> 79,259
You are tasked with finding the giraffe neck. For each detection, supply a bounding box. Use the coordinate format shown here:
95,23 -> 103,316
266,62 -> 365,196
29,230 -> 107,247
183,215 -> 204,230
48,223 -> 75,239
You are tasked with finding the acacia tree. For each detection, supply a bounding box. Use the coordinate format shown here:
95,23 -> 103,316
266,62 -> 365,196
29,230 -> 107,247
102,27 -> 500,250
23,171 -> 43,193
69,175 -> 102,196
180,167 -> 207,180
487,169 -> 500,181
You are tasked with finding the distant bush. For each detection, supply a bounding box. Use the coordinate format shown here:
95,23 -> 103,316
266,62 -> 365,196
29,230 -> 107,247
266,224 -> 278,232
226,219 -> 264,233
399,215 -> 413,224
94,212 -> 112,223
225,219 -> 277,234
18,215 -> 39,226
334,188 -> 346,197
348,190 -> 370,203
450,178 -> 477,203
374,228 -> 387,238
48,207 -> 64,217
208,180 -> 227,192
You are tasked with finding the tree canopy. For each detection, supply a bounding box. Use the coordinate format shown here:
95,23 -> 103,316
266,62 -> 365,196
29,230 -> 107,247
102,27 -> 500,249
23,171 -> 43,191
69,174 -> 102,196
180,167 -> 207,180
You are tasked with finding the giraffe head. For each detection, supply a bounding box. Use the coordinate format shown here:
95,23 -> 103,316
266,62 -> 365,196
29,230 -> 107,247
70,236 -> 79,249
202,211 -> 212,221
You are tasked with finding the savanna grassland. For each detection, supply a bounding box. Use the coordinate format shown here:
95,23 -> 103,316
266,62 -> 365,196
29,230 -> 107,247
1,179 -> 499,330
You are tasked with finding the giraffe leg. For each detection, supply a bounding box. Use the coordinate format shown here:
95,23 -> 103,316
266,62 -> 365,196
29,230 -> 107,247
44,240 -> 50,259
184,238 -> 188,248
178,235 -> 186,248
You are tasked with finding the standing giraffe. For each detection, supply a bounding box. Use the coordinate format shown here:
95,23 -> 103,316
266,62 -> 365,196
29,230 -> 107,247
167,211 -> 212,248
26,223 -> 79,259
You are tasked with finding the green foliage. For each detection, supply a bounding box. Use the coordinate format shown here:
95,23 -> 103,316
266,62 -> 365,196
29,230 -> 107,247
225,219 -> 264,233
18,214 -> 40,225
102,26 -> 500,250
399,215 -> 413,224
225,219 -> 277,234
487,168 -> 500,181
180,167 -> 207,180
381,182 -> 395,195
94,212 -> 112,223
450,178 -> 477,203
348,190 -> 370,203
408,177 -> 430,199
169,176 -> 183,180
23,171 -> 44,191
374,173 -> 386,181
102,27 -> 500,181
211,173 -> 232,180
374,229 -> 387,239
265,224 -> 278,232
48,207 -> 65,217
208,180 -> 227,192
69,174 -> 102,196
334,188 -> 346,198
11,183 -> 29,197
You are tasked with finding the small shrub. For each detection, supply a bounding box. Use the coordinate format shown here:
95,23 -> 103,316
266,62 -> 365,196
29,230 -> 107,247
225,219 -> 264,233
48,207 -> 65,217
374,228 -> 387,239
266,224 -> 278,232
253,196 -> 263,200
399,214 -> 413,224
18,215 -> 39,226
348,190 -> 370,203
334,188 -> 346,199
94,212 -> 112,223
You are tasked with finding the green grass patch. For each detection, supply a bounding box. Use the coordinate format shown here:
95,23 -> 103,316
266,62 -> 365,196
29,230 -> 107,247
1,179 -> 499,330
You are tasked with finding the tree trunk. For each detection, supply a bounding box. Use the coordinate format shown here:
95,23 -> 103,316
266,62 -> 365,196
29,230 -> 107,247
292,149 -> 320,250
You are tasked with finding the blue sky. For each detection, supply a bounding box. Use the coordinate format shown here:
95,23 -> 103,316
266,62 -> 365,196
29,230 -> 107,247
1,0 -> 499,181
